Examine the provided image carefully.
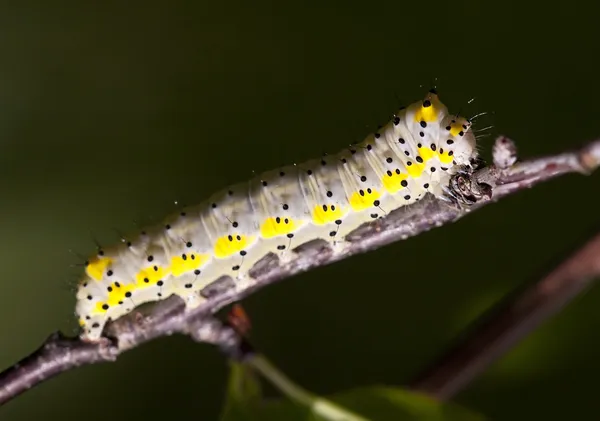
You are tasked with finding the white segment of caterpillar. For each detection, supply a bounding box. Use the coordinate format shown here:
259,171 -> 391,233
75,90 -> 478,341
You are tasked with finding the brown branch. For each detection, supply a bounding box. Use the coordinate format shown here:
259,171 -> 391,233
408,228 -> 600,399
1,136 -> 599,406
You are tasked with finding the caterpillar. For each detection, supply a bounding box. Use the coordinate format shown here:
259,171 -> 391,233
75,89 -> 478,342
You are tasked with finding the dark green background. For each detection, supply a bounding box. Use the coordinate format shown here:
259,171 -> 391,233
1,2 -> 599,420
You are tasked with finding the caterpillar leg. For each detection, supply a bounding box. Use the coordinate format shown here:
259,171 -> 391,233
182,290 -> 205,308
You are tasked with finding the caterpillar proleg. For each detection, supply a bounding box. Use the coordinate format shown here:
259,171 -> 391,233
75,90 -> 479,341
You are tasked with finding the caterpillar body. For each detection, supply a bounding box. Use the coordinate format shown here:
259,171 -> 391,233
75,90 -> 478,341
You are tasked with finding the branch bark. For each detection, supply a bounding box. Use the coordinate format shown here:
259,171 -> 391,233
407,228 -> 600,399
1,137 -> 599,406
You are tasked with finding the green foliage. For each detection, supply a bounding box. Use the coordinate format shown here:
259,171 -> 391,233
219,361 -> 486,421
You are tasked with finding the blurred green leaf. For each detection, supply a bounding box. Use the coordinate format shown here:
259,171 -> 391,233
219,361 -> 311,420
219,361 -> 263,420
219,361 -> 486,421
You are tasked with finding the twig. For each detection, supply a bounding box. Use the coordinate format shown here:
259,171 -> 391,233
247,354 -> 369,421
0,136 -> 599,406
408,228 -> 600,399
0,334 -> 117,403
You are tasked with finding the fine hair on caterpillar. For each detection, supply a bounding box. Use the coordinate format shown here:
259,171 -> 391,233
75,89 -> 480,342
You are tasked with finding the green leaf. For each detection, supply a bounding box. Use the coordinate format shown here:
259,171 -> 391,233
219,361 -> 486,421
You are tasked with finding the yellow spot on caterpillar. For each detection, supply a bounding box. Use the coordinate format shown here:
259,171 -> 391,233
382,171 -> 408,193
415,105 -> 437,123
78,319 -> 85,327
437,150 -> 454,164
85,257 -> 113,281
312,204 -> 346,225
106,282 -> 136,306
170,253 -> 210,277
449,121 -> 463,137
349,189 -> 381,211
95,301 -> 109,314
418,146 -> 436,162
260,216 -> 304,238
135,265 -> 169,287
414,92 -> 444,123
406,162 -> 425,178
214,234 -> 254,258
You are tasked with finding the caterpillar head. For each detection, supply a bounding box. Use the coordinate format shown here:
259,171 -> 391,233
409,90 -> 479,170
444,114 -> 478,170
426,90 -> 479,170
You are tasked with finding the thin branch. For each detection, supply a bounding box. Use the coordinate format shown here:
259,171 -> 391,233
247,355 -> 370,421
1,137 -> 599,406
408,228 -> 600,399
